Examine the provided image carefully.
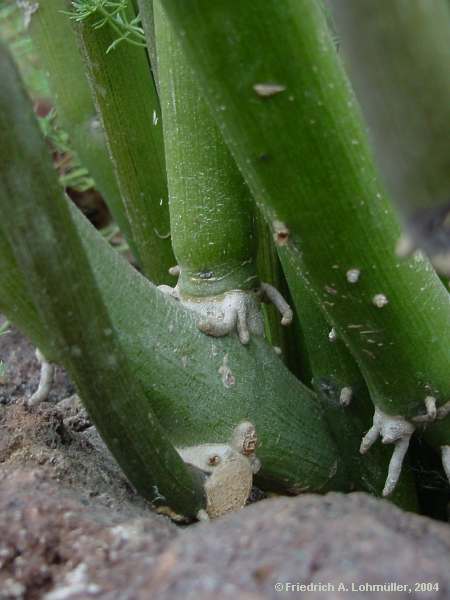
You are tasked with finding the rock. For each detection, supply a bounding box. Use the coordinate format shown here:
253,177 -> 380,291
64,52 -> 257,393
78,426 -> 120,476
0,469 -> 177,600
149,493 -> 450,600
56,395 -> 91,433
2,477 -> 450,600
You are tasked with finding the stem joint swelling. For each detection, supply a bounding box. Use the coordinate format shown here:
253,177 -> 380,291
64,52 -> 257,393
177,421 -> 260,520
159,267 -> 292,345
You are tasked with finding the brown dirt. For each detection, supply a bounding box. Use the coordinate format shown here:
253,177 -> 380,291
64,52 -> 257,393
0,319 -> 73,407
0,320 -> 151,512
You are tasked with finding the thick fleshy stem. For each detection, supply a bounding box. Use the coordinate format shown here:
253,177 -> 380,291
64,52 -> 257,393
277,248 -> 417,508
154,0 -> 266,338
27,348 -> 54,406
74,1 -> 175,284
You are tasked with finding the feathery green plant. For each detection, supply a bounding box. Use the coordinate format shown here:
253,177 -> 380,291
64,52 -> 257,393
69,0 -> 146,52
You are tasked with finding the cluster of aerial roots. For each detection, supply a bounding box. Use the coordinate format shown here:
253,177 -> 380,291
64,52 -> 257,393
159,265 -> 293,345
329,324 -> 450,495
361,399 -> 450,496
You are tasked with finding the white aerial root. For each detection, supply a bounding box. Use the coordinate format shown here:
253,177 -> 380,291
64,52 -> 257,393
436,400 -> 450,420
28,349 -> 54,407
177,421 -> 260,520
195,291 -> 264,345
360,407 -> 415,497
441,446 -> 450,483
412,396 -> 450,423
412,396 -> 437,423
260,282 -> 293,326
159,266 -> 292,344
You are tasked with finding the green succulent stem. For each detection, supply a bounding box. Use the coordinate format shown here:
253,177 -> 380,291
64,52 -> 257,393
158,0 -> 450,448
153,0 -> 258,298
116,2 -> 413,502
280,249 -> 417,509
27,0 -> 137,256
74,2 -> 175,284
137,0 -> 159,92
0,42 -> 205,518
0,46 -> 346,493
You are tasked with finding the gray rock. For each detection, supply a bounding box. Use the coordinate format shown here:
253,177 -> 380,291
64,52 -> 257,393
0,469 -> 177,600
149,492 -> 450,600
1,475 -> 450,600
56,395 -> 91,433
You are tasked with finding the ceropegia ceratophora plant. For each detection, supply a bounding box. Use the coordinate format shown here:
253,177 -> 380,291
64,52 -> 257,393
0,0 -> 448,519
157,0 -> 450,494
0,36 -> 347,519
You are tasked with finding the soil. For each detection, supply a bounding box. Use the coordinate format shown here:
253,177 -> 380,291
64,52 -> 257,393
1,320 -> 450,599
